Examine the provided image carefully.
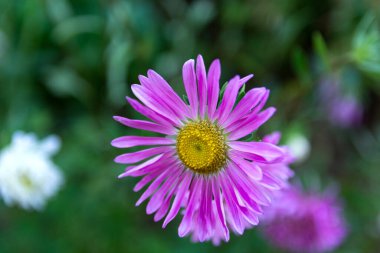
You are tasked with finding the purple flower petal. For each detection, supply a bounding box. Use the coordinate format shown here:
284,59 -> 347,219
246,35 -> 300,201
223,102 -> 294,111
196,55 -> 208,119
147,70 -> 190,117
123,153 -> 176,177
118,154 -> 165,178
211,177 -> 229,241
229,141 -> 284,163
114,146 -> 173,164
227,107 -> 276,140
178,178 -> 202,237
163,171 -> 192,227
262,131 -> 281,145
214,76 -> 242,125
135,168 -> 173,206
182,59 -> 198,119
222,87 -> 266,128
147,168 -> 183,214
153,184 -> 177,222
207,59 -> 221,120
126,97 -> 177,127
138,71 -> 191,119
113,116 -> 177,135
131,84 -> 183,127
111,136 -> 175,148
230,152 -> 263,180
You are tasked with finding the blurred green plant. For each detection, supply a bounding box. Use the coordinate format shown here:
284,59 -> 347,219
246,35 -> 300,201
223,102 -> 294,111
351,13 -> 380,81
0,0 -> 380,252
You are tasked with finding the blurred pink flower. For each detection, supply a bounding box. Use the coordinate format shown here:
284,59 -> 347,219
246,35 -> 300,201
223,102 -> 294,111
320,77 -> 363,128
263,187 -> 347,252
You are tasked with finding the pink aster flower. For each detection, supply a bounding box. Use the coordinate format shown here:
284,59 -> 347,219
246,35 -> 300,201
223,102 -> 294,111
112,55 -> 293,244
262,187 -> 347,252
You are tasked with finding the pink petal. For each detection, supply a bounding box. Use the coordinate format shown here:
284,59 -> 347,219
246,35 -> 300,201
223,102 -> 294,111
113,116 -> 176,135
229,141 -> 284,163
147,70 -> 190,118
114,146 -> 173,164
227,107 -> 276,140
226,177 -> 259,227
133,168 -> 164,191
212,177 -> 229,241
118,154 -> 165,178
139,72 -> 190,120
178,178 -> 202,237
182,59 -> 198,119
196,55 -> 208,119
260,174 -> 281,190
163,171 -> 192,227
226,165 -> 263,214
222,87 -> 266,128
250,88 -> 270,115
111,136 -> 175,148
231,186 -> 260,226
226,89 -> 270,132
230,152 -> 263,180
196,178 -> 212,241
131,85 -> 182,127
135,168 -> 172,206
122,153 -> 176,177
262,131 -> 281,145
207,59 -> 221,120
153,183 -> 177,222
126,97 -> 176,127
228,163 -> 271,206
219,174 -> 244,234
265,164 -> 294,180
214,76 -> 241,124
147,167 -> 183,214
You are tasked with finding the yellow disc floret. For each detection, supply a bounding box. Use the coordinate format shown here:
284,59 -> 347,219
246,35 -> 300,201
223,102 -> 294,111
176,120 -> 228,174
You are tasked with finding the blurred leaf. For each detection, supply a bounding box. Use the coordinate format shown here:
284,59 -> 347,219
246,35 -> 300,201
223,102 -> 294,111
237,84 -> 246,102
187,0 -> 216,27
52,15 -> 103,43
182,95 -> 189,104
44,66 -> 90,102
45,0 -> 72,23
291,47 -> 312,86
218,81 -> 228,102
106,36 -> 131,107
0,30 -> 9,59
351,13 -> 380,81
313,32 -> 330,71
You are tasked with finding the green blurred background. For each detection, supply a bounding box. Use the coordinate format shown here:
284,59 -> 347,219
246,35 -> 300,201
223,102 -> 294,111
1,0 -> 380,252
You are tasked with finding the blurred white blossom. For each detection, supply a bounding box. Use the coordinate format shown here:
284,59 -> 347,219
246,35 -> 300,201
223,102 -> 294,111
286,134 -> 310,163
0,132 -> 63,211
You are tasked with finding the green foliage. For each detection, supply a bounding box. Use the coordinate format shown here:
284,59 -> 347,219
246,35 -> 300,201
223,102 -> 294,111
351,13 -> 380,81
0,0 -> 380,253
313,32 -> 330,71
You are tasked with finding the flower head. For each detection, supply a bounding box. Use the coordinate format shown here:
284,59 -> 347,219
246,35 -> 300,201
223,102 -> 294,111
112,55 -> 293,243
0,131 -> 63,210
262,187 -> 347,252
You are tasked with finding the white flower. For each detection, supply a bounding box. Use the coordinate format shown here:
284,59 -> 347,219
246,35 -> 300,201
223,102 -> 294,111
0,131 -> 63,210
286,134 -> 311,163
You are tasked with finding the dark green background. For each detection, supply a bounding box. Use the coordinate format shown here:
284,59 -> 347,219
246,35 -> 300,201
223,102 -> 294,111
1,0 -> 380,252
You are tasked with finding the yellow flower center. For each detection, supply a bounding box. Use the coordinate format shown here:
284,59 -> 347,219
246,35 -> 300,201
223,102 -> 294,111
176,120 -> 228,174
